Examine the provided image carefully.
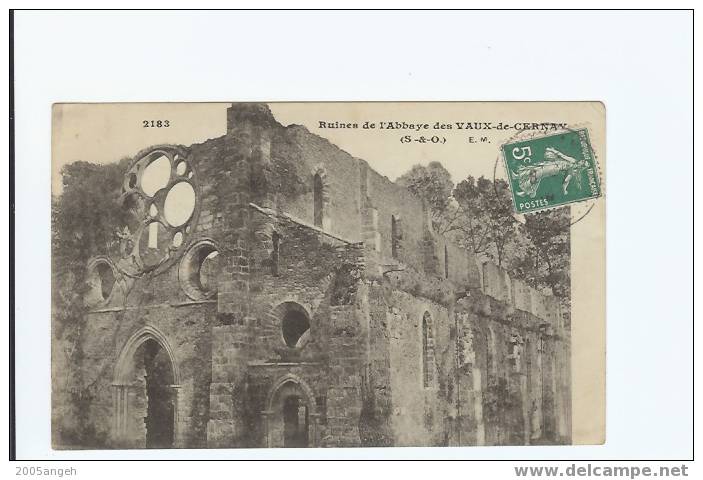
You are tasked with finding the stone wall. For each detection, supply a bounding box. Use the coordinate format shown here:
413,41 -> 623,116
362,163 -> 427,271
76,283 -> 216,448
266,121 -> 364,243
206,204 -> 368,447
60,102 -> 571,449
384,290 -> 453,446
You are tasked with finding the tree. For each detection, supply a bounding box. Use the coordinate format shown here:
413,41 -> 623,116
396,162 -> 571,302
54,160 -> 131,259
513,208 -> 571,299
452,176 -> 517,267
52,158 -> 130,446
53,159 -> 130,335
396,162 -> 454,233
450,176 -> 492,256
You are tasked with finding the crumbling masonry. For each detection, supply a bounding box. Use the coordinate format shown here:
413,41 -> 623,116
66,103 -> 571,448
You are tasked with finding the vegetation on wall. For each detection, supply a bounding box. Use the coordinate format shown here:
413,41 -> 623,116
52,158 -> 131,446
53,159 -> 129,336
482,377 -> 525,446
396,163 -> 571,301
358,367 -> 394,447
330,263 -> 362,306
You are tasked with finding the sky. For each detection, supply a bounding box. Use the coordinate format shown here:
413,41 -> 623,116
52,102 -> 604,194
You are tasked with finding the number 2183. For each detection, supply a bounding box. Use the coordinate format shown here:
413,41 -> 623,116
143,120 -> 170,128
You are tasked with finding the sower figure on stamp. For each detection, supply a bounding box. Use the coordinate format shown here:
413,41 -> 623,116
512,147 -> 588,198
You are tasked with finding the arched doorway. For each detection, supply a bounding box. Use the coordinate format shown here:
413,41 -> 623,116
113,326 -> 180,448
264,375 -> 317,448
282,393 -> 308,447
142,339 -> 175,448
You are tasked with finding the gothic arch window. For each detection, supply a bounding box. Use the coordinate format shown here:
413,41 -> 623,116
310,166 -> 331,231
444,244 -> 449,279
391,215 -> 401,260
422,312 -> 434,388
271,231 -> 280,277
486,326 -> 497,379
525,338 -> 533,391
313,173 -> 324,228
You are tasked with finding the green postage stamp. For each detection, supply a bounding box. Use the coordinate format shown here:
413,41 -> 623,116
502,128 -> 601,214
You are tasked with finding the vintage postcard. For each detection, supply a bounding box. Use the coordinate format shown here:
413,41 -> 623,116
51,102 -> 605,449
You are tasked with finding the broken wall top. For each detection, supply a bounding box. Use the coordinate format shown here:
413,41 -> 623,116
478,261 -> 564,330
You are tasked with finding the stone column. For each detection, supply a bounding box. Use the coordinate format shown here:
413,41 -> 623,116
472,366 -> 485,446
112,384 -> 128,441
169,384 -> 181,447
309,412 -> 321,447
260,410 -> 273,448
520,375 -> 530,445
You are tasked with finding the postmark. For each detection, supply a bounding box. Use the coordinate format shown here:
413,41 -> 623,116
502,128 -> 601,214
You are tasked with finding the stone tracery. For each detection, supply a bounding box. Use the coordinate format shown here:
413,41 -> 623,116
116,146 -> 200,277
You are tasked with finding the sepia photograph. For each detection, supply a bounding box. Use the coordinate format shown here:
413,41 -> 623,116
50,102 -> 605,449
6,5 -> 701,472
9,5 -> 695,473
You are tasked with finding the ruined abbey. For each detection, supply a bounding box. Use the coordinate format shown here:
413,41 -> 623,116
61,103 -> 571,449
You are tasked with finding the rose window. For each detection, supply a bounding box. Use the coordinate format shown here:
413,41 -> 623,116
117,147 -> 199,276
